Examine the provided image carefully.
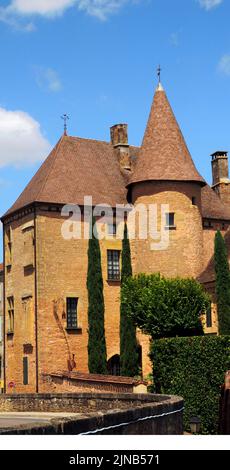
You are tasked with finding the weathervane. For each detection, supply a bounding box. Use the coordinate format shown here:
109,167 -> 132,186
157,65 -> 162,83
61,113 -> 70,136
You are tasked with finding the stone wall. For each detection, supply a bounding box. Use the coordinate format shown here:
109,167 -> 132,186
3,207 -> 152,395
131,181 -> 204,279
4,213 -> 37,394
40,371 -> 147,394
0,392 -> 184,435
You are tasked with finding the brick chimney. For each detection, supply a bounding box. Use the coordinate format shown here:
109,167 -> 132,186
211,151 -> 230,206
110,124 -> 131,171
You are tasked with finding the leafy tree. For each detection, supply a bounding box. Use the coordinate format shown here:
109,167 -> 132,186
120,223 -> 139,376
87,217 -> 107,373
122,273 -> 209,339
214,230 -> 230,335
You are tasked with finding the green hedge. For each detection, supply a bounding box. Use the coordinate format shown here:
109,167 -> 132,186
150,336 -> 230,434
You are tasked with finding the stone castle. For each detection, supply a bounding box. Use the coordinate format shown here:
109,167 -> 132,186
2,80 -> 230,393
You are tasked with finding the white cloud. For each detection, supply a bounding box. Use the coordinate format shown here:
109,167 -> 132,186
218,54 -> 230,76
198,0 -> 223,10
0,0 -> 132,25
0,108 -> 51,167
34,67 -> 62,92
8,0 -> 76,17
77,1 -> 127,20
0,7 -> 36,31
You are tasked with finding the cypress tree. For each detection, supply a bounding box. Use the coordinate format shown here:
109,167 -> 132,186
120,222 -> 139,376
214,230 -> 230,335
87,217 -> 107,373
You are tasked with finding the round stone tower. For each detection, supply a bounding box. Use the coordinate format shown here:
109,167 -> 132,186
128,82 -> 205,279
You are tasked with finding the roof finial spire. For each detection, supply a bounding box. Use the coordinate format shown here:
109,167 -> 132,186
61,113 -> 69,136
156,65 -> 164,91
157,64 -> 162,83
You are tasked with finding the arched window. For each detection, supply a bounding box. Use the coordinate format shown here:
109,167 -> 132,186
107,355 -> 120,376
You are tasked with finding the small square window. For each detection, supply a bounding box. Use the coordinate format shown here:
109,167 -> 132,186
66,298 -> 78,329
165,213 -> 175,228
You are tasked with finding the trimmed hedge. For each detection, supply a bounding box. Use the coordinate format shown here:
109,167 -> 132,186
150,336 -> 230,434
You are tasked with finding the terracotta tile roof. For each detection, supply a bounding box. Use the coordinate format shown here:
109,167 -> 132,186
2,94 -> 230,227
48,371 -> 147,385
129,84 -> 205,186
201,184 -> 230,220
3,136 -> 138,218
0,263 -> 3,272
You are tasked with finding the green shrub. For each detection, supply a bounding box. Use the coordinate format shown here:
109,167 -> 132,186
122,273 -> 209,339
150,336 -> 230,434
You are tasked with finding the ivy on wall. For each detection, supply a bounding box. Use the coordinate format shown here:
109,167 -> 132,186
150,336 -> 230,434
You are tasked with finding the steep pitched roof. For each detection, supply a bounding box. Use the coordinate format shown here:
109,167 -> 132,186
129,83 -> 205,186
201,184 -> 230,220
3,135 -> 137,218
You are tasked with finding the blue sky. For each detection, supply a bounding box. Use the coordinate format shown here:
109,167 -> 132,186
0,0 -> 230,256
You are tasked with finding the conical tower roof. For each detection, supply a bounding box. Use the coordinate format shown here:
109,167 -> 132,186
129,83 -> 205,185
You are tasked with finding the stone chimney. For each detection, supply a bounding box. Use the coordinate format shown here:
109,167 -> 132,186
110,124 -> 131,171
211,151 -> 230,206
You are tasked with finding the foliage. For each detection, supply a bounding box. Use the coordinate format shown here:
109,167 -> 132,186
214,230 -> 230,335
120,223 -> 139,376
87,218 -> 107,373
150,336 -> 230,434
122,273 -> 209,339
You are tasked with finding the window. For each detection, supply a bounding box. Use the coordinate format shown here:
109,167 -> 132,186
22,224 -> 34,269
7,296 -> 14,334
107,223 -> 117,236
22,295 -> 33,337
165,212 -> 175,228
66,297 -> 78,329
107,250 -> 120,281
203,220 -> 213,229
5,228 -> 12,267
192,197 -> 196,205
206,304 -> 212,328
23,357 -> 29,385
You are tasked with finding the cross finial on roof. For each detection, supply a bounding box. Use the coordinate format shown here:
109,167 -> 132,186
157,65 -> 162,83
61,114 -> 69,136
